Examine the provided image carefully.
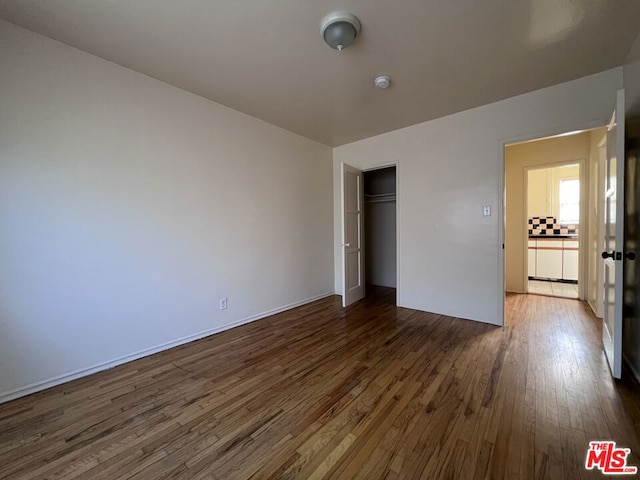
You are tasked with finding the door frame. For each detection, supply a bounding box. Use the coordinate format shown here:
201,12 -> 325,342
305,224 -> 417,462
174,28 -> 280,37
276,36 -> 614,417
499,120 -> 606,325
522,159 -> 586,295
341,161 -> 399,306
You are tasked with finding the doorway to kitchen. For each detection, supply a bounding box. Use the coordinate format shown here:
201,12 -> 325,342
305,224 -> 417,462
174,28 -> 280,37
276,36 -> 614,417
526,163 -> 580,299
504,127 -> 607,305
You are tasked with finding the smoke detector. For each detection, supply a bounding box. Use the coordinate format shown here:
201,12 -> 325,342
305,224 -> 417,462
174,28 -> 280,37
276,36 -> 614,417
374,76 -> 391,89
320,12 -> 361,51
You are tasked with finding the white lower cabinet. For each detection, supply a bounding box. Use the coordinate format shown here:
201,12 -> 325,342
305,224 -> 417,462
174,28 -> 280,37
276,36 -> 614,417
529,238 -> 579,281
528,240 -> 536,277
562,240 -> 579,281
535,240 -> 563,280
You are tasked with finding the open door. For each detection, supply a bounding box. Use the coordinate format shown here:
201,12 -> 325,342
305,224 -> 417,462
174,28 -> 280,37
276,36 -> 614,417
601,89 -> 625,379
342,163 -> 364,307
623,121 -> 639,380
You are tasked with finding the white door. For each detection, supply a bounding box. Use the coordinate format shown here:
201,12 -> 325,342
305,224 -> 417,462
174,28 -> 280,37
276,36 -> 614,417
342,163 -> 364,307
602,89 -> 625,379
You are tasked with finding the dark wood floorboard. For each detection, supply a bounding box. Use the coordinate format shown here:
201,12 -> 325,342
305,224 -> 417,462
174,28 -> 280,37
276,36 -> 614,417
0,288 -> 638,479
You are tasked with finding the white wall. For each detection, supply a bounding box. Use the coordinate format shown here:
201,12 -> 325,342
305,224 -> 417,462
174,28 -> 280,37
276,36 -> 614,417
334,69 -> 622,325
527,168 -> 552,218
0,21 -> 333,402
527,164 -> 581,220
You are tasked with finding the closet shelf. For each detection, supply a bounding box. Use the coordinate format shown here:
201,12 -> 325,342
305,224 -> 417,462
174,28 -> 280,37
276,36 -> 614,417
364,193 -> 396,203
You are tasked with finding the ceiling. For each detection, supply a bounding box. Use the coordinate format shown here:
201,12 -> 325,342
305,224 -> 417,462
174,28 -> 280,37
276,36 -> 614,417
1,1 -> 640,147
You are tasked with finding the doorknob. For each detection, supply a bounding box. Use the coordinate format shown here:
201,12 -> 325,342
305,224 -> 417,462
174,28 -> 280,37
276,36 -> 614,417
342,243 -> 350,247
601,251 -> 615,259
626,251 -> 637,260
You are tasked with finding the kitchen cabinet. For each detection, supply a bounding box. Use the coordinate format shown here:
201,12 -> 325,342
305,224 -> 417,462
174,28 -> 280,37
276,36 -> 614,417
527,240 -> 536,277
562,240 -> 579,280
535,239 -> 563,279
528,238 -> 579,281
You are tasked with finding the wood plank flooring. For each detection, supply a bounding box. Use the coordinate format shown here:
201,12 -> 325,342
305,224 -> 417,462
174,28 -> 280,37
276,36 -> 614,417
1,288 -> 639,479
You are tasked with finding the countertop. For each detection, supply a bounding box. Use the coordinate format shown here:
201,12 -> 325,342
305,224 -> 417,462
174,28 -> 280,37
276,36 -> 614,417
529,235 -> 579,239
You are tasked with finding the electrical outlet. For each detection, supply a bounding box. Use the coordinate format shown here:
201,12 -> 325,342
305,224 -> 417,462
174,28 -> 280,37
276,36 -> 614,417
220,298 -> 227,310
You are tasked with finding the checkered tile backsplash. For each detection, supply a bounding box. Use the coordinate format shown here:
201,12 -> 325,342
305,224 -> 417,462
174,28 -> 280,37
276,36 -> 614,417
528,217 -> 579,236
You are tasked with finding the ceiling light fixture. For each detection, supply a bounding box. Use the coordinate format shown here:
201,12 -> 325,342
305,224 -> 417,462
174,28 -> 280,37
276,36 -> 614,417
320,12 -> 361,51
374,76 -> 391,89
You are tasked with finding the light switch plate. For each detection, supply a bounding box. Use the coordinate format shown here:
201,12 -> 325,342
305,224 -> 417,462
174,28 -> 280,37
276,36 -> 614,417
482,205 -> 491,216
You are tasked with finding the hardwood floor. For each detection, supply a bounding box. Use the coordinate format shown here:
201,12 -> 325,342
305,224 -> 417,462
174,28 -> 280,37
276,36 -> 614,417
1,289 -> 638,479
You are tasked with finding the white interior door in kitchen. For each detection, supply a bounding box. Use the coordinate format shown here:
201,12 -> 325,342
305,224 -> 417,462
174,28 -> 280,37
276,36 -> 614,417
602,89 -> 625,379
342,163 -> 364,307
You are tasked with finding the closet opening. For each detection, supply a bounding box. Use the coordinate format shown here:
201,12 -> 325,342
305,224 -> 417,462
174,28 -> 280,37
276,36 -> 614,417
363,166 -> 397,301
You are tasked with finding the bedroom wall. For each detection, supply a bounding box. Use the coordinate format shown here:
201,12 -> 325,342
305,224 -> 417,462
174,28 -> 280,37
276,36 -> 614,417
0,20 -> 334,402
334,68 -> 622,325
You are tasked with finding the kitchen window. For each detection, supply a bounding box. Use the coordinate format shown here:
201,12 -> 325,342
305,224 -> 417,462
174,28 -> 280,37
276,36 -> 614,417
558,178 -> 579,224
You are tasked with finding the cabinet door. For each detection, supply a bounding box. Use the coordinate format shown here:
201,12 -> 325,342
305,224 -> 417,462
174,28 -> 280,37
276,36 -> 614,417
536,240 -> 563,280
563,240 -> 579,281
527,240 -> 536,277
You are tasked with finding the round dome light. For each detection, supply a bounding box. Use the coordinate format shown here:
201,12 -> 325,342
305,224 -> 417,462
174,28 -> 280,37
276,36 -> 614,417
320,12 -> 361,51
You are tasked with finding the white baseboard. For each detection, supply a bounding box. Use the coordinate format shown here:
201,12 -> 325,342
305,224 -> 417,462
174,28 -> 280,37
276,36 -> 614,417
587,300 -> 603,319
0,291 -> 335,405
